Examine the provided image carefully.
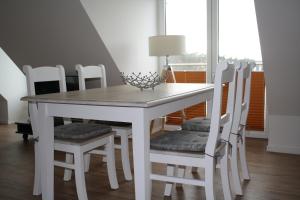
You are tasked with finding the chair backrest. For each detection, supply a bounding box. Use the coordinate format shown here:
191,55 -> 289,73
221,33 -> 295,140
231,62 -> 252,133
163,66 -> 187,120
162,66 -> 176,83
23,65 -> 67,135
205,62 -> 237,156
23,65 -> 67,96
75,64 -> 107,90
150,66 -> 185,133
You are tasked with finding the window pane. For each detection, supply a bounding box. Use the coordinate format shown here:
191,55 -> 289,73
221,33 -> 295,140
219,0 -> 262,64
219,0 -> 264,131
166,0 -> 207,71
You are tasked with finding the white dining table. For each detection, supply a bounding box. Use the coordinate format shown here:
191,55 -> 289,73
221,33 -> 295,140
23,83 -> 214,200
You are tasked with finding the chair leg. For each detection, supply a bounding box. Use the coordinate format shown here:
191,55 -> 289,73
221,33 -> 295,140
120,133 -> 133,181
191,167 -> 198,174
74,150 -> 88,200
230,137 -> 243,196
238,129 -> 250,180
205,158 -> 216,200
220,147 -> 233,200
33,142 -> 41,195
105,136 -> 119,189
176,166 -> 185,188
63,153 -> 73,181
84,153 -> 91,173
164,164 -> 175,196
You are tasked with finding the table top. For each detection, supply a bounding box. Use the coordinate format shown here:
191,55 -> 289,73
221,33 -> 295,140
22,83 -> 214,108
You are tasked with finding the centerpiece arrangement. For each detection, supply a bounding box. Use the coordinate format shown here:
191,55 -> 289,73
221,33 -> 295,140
120,72 -> 166,91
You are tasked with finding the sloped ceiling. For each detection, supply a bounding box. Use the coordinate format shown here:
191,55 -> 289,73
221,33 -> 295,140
255,0 -> 300,115
0,0 -> 122,85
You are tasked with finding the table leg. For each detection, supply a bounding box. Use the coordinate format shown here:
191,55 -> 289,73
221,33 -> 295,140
38,103 -> 54,200
29,103 -> 41,195
131,112 -> 151,200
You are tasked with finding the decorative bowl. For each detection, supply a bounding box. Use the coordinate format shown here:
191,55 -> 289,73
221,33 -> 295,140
120,72 -> 166,91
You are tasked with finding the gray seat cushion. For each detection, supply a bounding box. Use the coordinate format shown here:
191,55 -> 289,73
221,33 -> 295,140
151,130 -> 220,153
90,120 -> 131,127
182,117 -> 223,132
54,123 -> 112,140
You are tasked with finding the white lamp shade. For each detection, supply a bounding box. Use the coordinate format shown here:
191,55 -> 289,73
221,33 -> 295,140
149,35 -> 186,56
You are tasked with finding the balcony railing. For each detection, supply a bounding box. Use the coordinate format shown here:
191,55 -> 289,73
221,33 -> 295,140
170,63 -> 207,71
253,61 -> 263,71
167,62 -> 265,131
170,61 -> 264,72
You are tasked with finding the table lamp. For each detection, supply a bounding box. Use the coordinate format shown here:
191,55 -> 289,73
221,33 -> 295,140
149,35 -> 186,69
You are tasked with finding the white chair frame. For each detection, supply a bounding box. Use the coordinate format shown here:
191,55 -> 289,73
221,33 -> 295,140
150,66 -> 188,136
23,65 -> 119,200
229,62 -> 252,195
150,63 -> 237,200
168,62 -> 252,197
75,64 -> 132,181
163,63 -> 241,198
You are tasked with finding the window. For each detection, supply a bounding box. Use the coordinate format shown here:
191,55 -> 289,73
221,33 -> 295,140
165,0 -> 208,124
219,0 -> 262,69
164,0 -> 265,131
166,0 -> 207,71
219,0 -> 264,131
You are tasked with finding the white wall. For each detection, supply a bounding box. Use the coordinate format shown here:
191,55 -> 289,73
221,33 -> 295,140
0,0 -> 123,86
0,48 -> 28,124
255,0 -> 300,154
267,115 -> 300,155
80,0 -> 158,74
255,0 -> 300,116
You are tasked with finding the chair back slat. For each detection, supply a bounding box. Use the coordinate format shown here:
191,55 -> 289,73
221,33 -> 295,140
219,63 -> 239,142
240,63 -> 252,125
76,64 -> 107,90
23,65 -> 66,96
232,62 -> 252,132
243,63 -> 251,79
241,102 -> 247,112
205,62 -> 237,156
220,113 -> 230,126
221,64 -> 235,84
23,65 -> 68,136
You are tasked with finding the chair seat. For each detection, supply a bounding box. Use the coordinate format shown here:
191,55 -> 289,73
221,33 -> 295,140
182,117 -> 223,132
54,133 -> 115,146
90,120 -> 131,127
54,123 -> 112,140
150,130 -> 221,153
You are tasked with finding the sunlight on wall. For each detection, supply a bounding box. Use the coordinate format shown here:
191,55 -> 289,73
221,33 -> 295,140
0,48 -> 28,123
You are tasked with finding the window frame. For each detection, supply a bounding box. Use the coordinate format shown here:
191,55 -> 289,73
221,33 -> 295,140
159,0 -> 268,136
158,0 -> 219,84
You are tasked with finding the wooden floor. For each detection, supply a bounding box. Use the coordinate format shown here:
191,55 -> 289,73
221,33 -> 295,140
0,124 -> 300,200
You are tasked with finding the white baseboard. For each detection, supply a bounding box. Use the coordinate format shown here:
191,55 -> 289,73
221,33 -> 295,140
267,144 -> 300,155
246,131 -> 268,139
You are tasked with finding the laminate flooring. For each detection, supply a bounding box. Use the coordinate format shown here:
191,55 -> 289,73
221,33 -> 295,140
0,124 -> 299,200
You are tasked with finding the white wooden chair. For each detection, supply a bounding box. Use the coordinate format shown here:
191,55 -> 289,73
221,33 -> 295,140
229,62 -> 252,195
150,62 -> 237,200
75,64 -> 132,181
164,66 -> 187,120
23,65 -> 119,200
180,62 -> 252,196
150,66 -> 187,134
